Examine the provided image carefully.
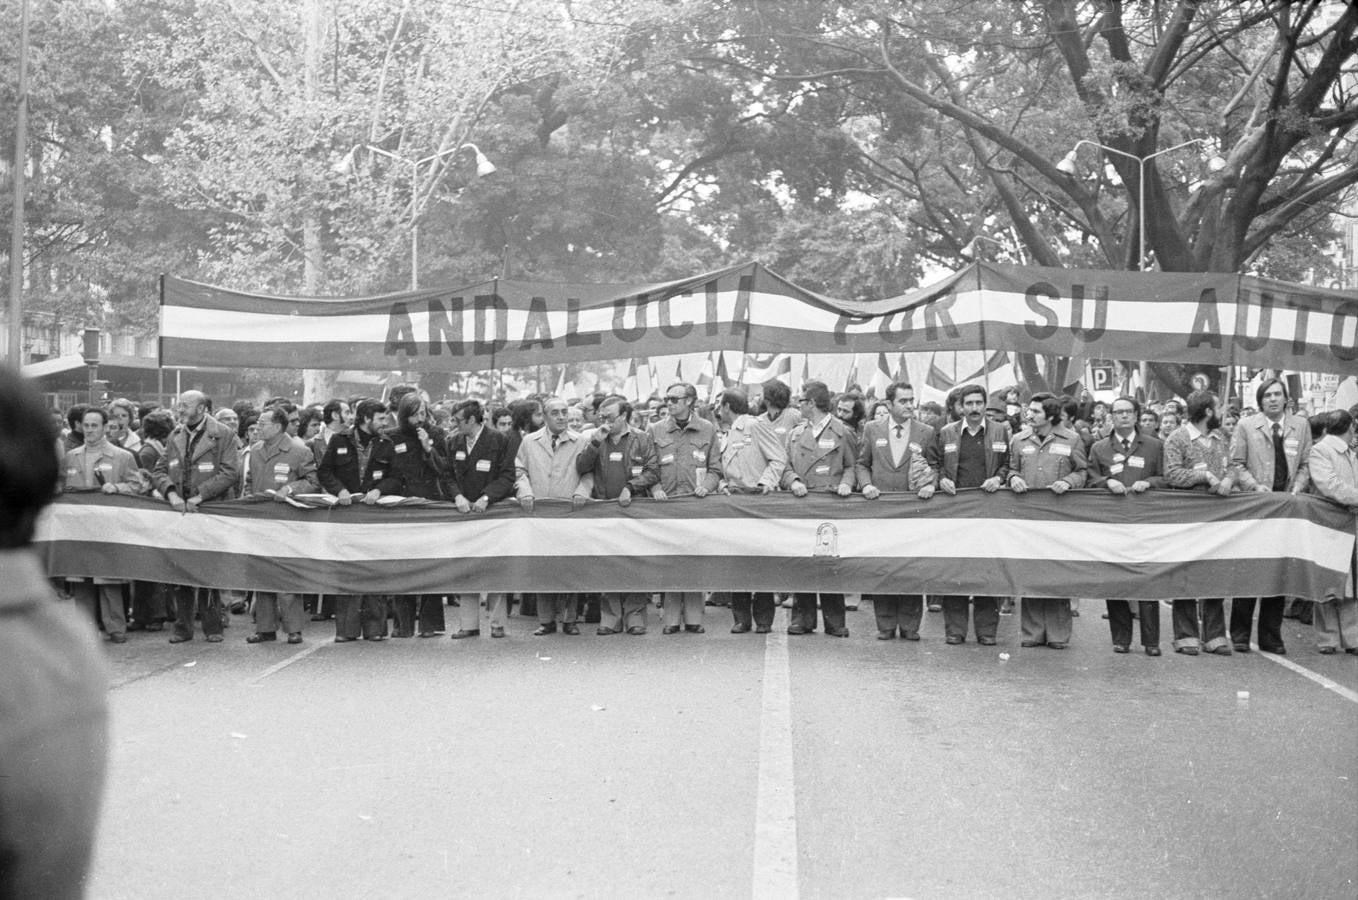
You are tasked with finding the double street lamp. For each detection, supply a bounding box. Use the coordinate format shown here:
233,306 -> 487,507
1056,138 -> 1226,270
358,142 -> 497,290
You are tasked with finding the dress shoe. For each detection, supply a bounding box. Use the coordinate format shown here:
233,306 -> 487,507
1020,640 -> 1041,648
755,624 -> 771,634
364,635 -> 385,641
1318,646 -> 1336,655
977,636 -> 996,646
596,627 -> 618,636
900,630 -> 920,641
490,626 -> 506,638
532,624 -> 557,636
1112,644 -> 1130,654
627,626 -> 647,635
827,627 -> 849,637
927,603 -> 942,612
1233,642 -> 1251,653
730,623 -> 751,634
1145,646 -> 1162,657
945,635 -> 964,645
1346,648 -> 1358,655
1259,644 -> 1286,655
418,631 -> 437,638
205,634 -> 223,643
109,633 -> 127,644
1070,609 -> 1080,617
168,634 -> 191,644
1210,645 -> 1233,656
247,632 -> 277,643
876,630 -> 895,640
310,613 -> 331,622
662,625 -> 680,634
287,632 -> 302,644
127,622 -> 146,632
844,603 -> 858,611
334,636 -> 353,643
787,624 -> 808,635
145,622 -> 164,632
562,623 -> 580,635
685,624 -> 705,634
1047,641 -> 1068,650
1175,646 -> 1199,656
450,629 -> 480,639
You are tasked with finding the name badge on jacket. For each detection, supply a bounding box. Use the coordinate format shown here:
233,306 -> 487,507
1050,443 -> 1072,457
475,459 -> 491,472
991,442 -> 1006,453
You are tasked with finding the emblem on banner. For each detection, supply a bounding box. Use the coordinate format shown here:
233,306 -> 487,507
813,523 -> 839,558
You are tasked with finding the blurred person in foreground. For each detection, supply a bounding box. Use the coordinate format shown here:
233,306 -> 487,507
0,368 -> 108,899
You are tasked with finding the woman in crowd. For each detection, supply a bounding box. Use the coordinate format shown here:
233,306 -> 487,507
1157,411 -> 1180,440
107,398 -> 142,454
130,409 -> 177,631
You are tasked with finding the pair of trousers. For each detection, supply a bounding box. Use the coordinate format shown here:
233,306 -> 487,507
334,595 -> 388,639
171,586 -> 223,639
1020,598 -> 1072,644
458,593 -> 509,631
792,593 -> 845,632
1171,599 -> 1228,651
600,593 -> 648,631
869,594 -> 922,636
69,582 -> 127,637
1313,597 -> 1358,650
537,593 -> 579,625
731,592 -> 775,629
131,581 -> 170,625
662,592 -> 705,628
1106,600 -> 1161,647
254,592 -> 304,635
392,595 -> 445,635
940,596 -> 998,640
1230,596 -> 1285,649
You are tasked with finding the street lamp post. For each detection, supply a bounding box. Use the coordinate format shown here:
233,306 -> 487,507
365,143 -> 497,291
1056,138 -> 1224,270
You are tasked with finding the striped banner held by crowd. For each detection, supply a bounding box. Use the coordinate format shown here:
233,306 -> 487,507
36,491 -> 1356,600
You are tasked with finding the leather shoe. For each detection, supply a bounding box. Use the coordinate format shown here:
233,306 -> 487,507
977,636 -> 996,646
1346,648 -> 1358,655
827,627 -> 849,637
562,623 -> 580,635
1175,646 -> 1199,656
450,629 -> 480,639
900,630 -> 920,641
1047,641 -> 1068,650
945,635 -> 964,645
109,633 -> 127,644
490,626 -> 506,638
596,627 -> 618,636
730,623 -> 751,634
532,624 -> 556,636
205,634 -> 223,643
876,630 -> 895,640
1259,644 -> 1286,655
247,632 -> 277,643
1020,640 -> 1041,648
168,634 -> 191,643
287,632 -> 302,644
787,624 -> 808,635
1233,642 -> 1251,653
1145,646 -> 1162,657
626,626 -> 647,635
1210,645 -> 1232,655
1318,646 -> 1336,654
755,624 -> 771,634
1112,644 -> 1130,654
662,625 -> 680,635
685,624 -> 705,634
334,636 -> 354,643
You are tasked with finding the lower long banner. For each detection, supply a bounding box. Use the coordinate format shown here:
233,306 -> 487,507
34,491 -> 1356,601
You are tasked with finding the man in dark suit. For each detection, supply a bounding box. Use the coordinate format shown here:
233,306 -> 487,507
854,380 -> 938,641
446,399 -> 516,638
932,383 -> 1009,645
1088,395 -> 1166,656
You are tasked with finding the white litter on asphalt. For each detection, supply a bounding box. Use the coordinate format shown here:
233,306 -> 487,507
183,661 -> 196,667
591,704 -> 606,712
230,732 -> 247,740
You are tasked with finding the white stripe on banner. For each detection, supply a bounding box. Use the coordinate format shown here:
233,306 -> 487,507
35,505 -> 1354,572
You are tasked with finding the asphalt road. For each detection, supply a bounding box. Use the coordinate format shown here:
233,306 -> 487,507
86,601 -> 1358,900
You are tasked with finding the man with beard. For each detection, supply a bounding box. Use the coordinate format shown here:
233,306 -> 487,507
318,398 -> 390,641
1088,396 -> 1166,656
1163,390 -> 1234,656
151,390 -> 241,644
371,393 -> 450,638
932,383 -> 1010,645
577,395 -> 660,635
1226,377 -> 1312,654
446,399 -> 517,639
1007,393 -> 1087,649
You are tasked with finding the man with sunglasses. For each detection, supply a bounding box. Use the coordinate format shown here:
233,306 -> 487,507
649,382 -> 722,634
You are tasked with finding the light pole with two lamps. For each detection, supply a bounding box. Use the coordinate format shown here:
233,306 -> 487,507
360,143 -> 497,290
1055,138 -> 1225,270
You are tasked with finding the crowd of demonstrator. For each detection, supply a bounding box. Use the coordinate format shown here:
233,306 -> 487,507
50,374 -> 1358,657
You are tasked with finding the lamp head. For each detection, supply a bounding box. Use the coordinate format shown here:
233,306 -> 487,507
1207,155 -> 1227,173
1056,149 -> 1079,175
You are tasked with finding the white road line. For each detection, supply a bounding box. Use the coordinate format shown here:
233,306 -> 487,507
1254,643 -> 1358,704
752,614 -> 799,900
242,641 -> 327,686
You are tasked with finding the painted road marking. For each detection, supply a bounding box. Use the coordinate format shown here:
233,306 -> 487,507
243,641 -> 327,686
1254,643 -> 1358,704
753,613 -> 798,900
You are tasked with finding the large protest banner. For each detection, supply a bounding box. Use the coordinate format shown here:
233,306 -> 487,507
160,262 -> 1356,373
37,491 -> 1355,600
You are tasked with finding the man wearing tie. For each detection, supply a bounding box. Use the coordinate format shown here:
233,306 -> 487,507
446,399 -> 516,639
1227,377 -> 1312,654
